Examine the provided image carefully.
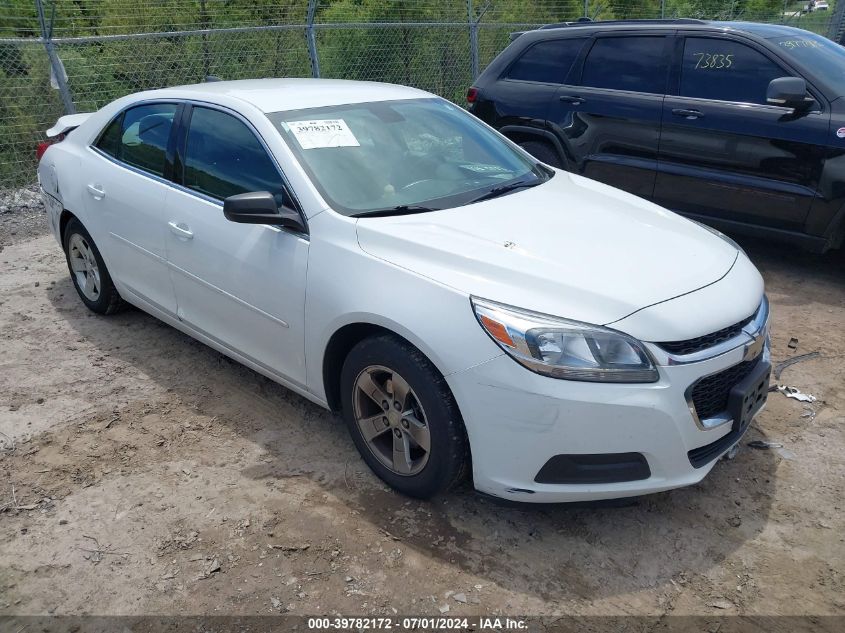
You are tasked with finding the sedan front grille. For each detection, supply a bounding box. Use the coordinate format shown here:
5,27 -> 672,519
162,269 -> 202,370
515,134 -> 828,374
658,315 -> 751,356
690,357 -> 759,421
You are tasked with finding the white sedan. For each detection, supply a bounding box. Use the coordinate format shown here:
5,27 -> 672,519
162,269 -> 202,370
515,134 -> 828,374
37,79 -> 771,502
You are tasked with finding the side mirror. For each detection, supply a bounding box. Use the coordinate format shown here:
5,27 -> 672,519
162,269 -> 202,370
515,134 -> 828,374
223,191 -> 306,233
766,77 -> 813,110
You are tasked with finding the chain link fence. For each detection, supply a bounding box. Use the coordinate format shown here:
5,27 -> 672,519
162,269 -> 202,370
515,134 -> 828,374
2,0 -> 844,190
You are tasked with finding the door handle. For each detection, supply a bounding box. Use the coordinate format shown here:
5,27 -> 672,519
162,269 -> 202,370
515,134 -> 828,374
672,108 -> 704,120
559,95 -> 585,105
86,184 -> 106,200
168,221 -> 194,240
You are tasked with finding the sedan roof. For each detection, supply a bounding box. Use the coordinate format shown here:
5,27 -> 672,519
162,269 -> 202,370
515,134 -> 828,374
154,78 -> 433,113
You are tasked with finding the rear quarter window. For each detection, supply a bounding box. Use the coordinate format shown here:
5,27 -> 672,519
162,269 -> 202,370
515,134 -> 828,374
95,115 -> 123,158
505,38 -> 586,84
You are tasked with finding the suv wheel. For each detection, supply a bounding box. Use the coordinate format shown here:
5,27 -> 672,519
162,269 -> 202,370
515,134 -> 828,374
340,334 -> 469,499
519,140 -> 563,169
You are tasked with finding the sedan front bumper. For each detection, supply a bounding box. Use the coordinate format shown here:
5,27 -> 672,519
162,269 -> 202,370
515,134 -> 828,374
446,332 -> 770,503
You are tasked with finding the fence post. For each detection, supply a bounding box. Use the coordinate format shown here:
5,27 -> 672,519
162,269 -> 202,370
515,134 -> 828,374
467,0 -> 479,80
661,0 -> 666,19
199,0 -> 211,79
306,0 -> 320,78
584,0 -> 589,18
827,0 -> 845,42
35,0 -> 75,114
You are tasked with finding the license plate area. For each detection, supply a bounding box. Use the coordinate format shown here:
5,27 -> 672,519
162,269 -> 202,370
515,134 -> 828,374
728,358 -> 771,433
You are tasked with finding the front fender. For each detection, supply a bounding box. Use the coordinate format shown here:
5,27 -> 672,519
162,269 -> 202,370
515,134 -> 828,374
303,212 -> 501,403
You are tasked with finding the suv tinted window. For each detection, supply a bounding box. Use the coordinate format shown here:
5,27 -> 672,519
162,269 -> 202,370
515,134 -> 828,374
506,38 -> 585,83
96,103 -> 177,176
183,107 -> 283,201
581,36 -> 668,94
680,37 -> 788,105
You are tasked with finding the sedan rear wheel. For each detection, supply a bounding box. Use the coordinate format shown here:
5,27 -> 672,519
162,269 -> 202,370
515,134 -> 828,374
63,218 -> 125,315
68,233 -> 101,302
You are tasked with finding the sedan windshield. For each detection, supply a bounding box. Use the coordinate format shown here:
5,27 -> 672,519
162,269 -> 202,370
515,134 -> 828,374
768,32 -> 845,97
267,98 -> 548,216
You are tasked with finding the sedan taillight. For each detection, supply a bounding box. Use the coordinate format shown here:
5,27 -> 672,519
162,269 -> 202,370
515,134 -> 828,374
36,133 -> 65,162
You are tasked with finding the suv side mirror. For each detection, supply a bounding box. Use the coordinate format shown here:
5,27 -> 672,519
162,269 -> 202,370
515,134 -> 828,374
766,77 -> 813,110
223,191 -> 306,233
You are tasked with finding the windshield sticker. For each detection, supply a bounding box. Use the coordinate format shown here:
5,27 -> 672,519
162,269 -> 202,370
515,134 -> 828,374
778,39 -> 824,50
287,119 -> 360,149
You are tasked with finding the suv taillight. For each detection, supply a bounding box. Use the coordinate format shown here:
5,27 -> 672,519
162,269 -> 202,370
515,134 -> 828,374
36,133 -> 65,162
466,87 -> 478,104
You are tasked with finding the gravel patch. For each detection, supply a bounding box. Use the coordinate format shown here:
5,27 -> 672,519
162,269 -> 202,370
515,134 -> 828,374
0,185 -> 49,251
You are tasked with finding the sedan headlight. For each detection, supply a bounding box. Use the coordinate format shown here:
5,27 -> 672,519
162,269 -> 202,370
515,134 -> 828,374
472,298 -> 659,383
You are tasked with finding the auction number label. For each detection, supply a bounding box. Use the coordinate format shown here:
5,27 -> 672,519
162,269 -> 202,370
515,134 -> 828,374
778,39 -> 824,50
287,119 -> 360,149
692,53 -> 734,69
307,616 -> 473,630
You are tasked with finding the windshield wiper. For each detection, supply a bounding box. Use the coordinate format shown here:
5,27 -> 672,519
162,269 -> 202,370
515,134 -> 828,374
467,179 -> 541,204
351,205 -> 440,218
350,178 -> 542,217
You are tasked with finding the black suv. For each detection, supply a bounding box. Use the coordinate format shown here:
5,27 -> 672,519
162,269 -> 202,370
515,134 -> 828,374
469,19 -> 845,252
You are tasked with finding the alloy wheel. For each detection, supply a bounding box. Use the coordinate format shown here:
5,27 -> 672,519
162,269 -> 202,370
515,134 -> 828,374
352,365 -> 431,476
68,233 -> 101,301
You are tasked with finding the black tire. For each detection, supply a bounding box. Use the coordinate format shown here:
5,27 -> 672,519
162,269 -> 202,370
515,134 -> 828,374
519,140 -> 564,169
340,334 -> 469,499
63,217 -> 125,315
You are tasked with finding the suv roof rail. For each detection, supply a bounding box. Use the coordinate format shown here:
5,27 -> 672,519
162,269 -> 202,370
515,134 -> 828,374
537,17 -> 707,30
538,18 -> 592,29
511,17 -> 708,40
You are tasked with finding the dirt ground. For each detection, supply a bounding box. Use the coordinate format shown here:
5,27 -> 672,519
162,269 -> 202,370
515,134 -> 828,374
0,207 -> 843,618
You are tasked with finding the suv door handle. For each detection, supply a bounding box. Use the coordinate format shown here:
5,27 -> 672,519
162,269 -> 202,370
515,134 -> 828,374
672,108 -> 704,120
559,95 -> 585,105
168,221 -> 194,240
86,184 -> 106,200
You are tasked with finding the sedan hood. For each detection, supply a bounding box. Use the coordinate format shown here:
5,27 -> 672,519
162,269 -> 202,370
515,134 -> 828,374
355,171 -> 739,329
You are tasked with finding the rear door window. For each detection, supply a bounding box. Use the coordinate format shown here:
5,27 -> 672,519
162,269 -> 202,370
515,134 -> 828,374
506,38 -> 586,84
680,37 -> 790,105
580,36 -> 669,94
182,106 -> 284,202
95,103 -> 178,177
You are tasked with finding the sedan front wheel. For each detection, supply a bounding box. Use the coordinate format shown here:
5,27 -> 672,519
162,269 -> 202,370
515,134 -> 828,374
340,334 -> 469,499
353,364 -> 432,476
